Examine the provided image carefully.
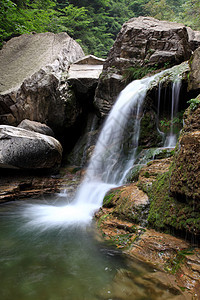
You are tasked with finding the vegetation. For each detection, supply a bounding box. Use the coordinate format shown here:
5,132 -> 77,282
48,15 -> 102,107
148,172 -> 200,237
187,98 -> 200,111
0,0 -> 200,57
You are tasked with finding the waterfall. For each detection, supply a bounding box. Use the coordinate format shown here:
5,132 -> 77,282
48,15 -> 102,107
164,80 -> 181,147
22,71 -> 177,229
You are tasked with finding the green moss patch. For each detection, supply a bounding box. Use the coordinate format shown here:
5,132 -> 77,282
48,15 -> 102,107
148,172 -> 200,237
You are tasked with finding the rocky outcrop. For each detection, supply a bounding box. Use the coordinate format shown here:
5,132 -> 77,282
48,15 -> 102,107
18,119 -> 54,137
0,32 -> 84,134
0,167 -> 81,203
96,210 -> 200,299
188,47 -> 200,91
94,17 -> 194,117
67,55 -> 104,111
0,125 -> 62,169
67,113 -> 99,166
187,27 -> 200,51
170,96 -> 200,201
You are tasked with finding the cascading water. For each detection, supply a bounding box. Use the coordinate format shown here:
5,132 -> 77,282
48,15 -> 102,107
164,79 -> 181,147
156,78 -> 182,148
22,74 -> 160,229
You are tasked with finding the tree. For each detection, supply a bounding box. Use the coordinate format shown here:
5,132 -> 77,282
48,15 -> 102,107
144,0 -> 175,20
178,0 -> 200,30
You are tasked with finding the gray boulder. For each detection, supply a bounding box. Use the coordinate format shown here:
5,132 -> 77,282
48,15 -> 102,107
94,17 -> 193,117
18,119 -> 54,137
0,32 -> 85,133
188,47 -> 200,91
0,125 -> 62,169
187,27 -> 200,51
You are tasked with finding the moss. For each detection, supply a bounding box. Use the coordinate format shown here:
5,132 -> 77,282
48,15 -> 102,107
148,172 -> 200,237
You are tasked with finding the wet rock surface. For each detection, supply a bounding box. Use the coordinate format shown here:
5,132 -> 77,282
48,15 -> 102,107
95,152 -> 200,299
96,210 -> 200,299
0,167 -> 81,203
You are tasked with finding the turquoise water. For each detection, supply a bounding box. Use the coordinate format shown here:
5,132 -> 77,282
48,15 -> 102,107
0,198 -> 182,300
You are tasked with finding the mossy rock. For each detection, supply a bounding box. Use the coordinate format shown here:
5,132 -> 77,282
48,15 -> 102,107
148,172 -> 200,238
103,184 -> 149,225
135,147 -> 174,165
124,164 -> 145,183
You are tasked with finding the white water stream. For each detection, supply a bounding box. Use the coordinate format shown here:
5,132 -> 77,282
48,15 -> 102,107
164,80 -> 181,147
22,72 -> 177,229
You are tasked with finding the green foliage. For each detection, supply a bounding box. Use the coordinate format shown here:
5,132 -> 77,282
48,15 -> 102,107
123,65 -> 158,82
144,0 -> 175,21
178,0 -> 200,30
1,0 -> 200,56
164,248 -> 194,274
187,98 -> 200,111
160,112 -> 183,129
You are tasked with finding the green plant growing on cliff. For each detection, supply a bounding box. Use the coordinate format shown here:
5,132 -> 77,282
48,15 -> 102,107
159,111 -> 184,132
164,248 -> 194,274
187,98 -> 200,111
122,65 -> 158,83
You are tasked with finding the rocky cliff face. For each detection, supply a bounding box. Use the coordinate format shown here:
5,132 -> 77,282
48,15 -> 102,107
0,32 -> 85,134
94,17 -> 197,118
188,47 -> 200,91
170,95 -> 200,201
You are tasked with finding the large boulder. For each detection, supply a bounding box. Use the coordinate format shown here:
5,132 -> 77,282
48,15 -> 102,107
0,32 -> 84,133
0,125 -> 63,169
187,27 -> 200,51
188,47 -> 200,91
94,17 -> 193,117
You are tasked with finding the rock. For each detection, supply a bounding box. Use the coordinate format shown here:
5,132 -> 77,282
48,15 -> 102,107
67,114 -> 99,166
103,183 -> 149,224
0,167 -> 81,203
135,147 -> 174,165
94,17 -> 192,117
170,99 -> 200,201
0,125 -> 62,169
0,32 -> 84,133
187,27 -> 200,51
67,55 -> 104,113
188,47 -> 200,91
96,210 -> 200,299
170,96 -> 200,202
18,119 -> 54,137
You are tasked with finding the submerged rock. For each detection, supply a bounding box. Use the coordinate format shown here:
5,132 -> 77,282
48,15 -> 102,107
0,125 -> 62,169
0,32 -> 84,134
